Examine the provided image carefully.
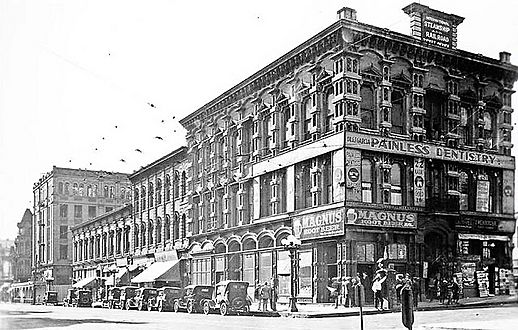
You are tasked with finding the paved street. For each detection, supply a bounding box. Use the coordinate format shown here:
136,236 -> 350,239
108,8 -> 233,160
0,303 -> 517,330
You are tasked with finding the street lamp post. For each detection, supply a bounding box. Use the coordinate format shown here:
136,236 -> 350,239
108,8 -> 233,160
281,234 -> 301,313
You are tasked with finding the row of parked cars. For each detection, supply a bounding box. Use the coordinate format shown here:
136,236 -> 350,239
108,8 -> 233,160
63,280 -> 252,316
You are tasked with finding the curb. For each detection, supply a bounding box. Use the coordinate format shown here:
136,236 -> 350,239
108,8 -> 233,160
273,299 -> 517,318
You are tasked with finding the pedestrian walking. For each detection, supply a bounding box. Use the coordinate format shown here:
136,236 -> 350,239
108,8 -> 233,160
395,274 -> 404,303
254,281 -> 262,311
372,273 -> 387,311
341,277 -> 351,308
412,277 -> 419,308
270,277 -> 278,311
260,282 -> 271,312
330,277 -> 341,308
449,277 -> 459,305
439,279 -> 448,304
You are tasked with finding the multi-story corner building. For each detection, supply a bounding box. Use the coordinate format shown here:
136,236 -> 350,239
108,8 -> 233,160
176,3 -> 517,304
12,209 -> 33,283
32,166 -> 131,297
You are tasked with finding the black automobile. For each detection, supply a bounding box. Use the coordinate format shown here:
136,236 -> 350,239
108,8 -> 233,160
173,285 -> 214,314
203,281 -> 251,316
63,289 -> 77,307
134,288 -> 158,311
147,286 -> 182,312
107,287 -> 121,309
77,290 -> 92,308
43,291 -> 59,306
119,286 -> 139,310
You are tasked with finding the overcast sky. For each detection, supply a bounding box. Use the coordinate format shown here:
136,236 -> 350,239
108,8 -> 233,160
0,0 -> 517,240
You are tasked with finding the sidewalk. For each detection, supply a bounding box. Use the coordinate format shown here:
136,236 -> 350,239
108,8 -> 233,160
249,294 -> 518,318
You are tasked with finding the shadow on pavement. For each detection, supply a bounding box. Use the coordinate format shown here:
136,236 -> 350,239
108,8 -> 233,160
0,316 -> 147,329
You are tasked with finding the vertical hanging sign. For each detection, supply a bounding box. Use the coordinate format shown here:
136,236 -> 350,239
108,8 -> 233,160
413,158 -> 426,207
476,180 -> 490,212
502,170 -> 514,214
333,149 -> 345,202
345,149 -> 361,202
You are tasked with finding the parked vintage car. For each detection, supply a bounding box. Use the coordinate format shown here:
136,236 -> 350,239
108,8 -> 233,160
119,286 -> 139,310
134,288 -> 158,311
76,290 -> 93,308
173,285 -> 214,314
43,291 -> 59,306
107,287 -> 122,309
63,289 -> 77,307
203,281 -> 251,316
147,286 -> 182,312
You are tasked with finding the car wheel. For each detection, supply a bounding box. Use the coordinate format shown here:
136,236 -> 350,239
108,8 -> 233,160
173,301 -> 179,313
203,301 -> 210,315
186,301 -> 194,314
220,302 -> 228,316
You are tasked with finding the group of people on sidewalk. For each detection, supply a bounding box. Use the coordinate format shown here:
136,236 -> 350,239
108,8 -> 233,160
427,275 -> 460,305
254,280 -> 277,312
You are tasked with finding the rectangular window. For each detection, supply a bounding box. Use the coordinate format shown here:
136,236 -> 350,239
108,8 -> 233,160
88,206 -> 96,218
59,226 -> 68,239
74,205 -> 82,218
388,243 -> 407,260
356,242 -> 375,262
59,244 -> 68,260
277,251 -> 291,297
59,205 -> 68,218
298,250 -> 312,297
258,252 -> 272,284
243,253 -> 255,285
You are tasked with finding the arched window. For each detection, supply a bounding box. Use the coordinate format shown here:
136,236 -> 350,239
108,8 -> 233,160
325,90 -> 334,133
93,185 -> 98,197
134,225 -> 140,248
104,185 -> 109,198
165,175 -> 171,202
164,215 -> 171,241
134,188 -> 140,213
303,97 -> 311,141
173,213 -> 180,240
149,183 -> 154,207
141,223 -> 146,246
390,163 -> 403,205
181,214 -> 187,238
181,171 -> 187,198
360,85 -> 375,129
148,220 -> 154,245
65,182 -> 70,195
156,218 -> 162,244
141,186 -> 146,209
109,186 -> 115,198
483,111 -> 495,148
87,185 -> 93,197
391,91 -> 404,134
79,184 -> 84,196
58,182 -> 64,194
156,179 -> 162,205
72,183 -> 78,196
120,187 -> 125,200
361,159 -> 373,203
174,172 -> 180,199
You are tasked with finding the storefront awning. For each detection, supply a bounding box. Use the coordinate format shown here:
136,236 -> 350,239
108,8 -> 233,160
131,260 -> 180,283
458,233 -> 510,241
73,276 -> 97,288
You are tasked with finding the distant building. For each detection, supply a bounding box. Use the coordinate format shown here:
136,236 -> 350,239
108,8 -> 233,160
0,239 -> 14,283
12,209 -> 33,283
32,166 -> 131,297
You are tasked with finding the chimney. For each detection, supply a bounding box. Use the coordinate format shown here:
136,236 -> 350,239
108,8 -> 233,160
337,7 -> 357,21
499,51 -> 511,64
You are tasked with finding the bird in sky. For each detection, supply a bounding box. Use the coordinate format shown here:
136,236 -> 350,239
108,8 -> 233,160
120,159 -> 126,162
94,148 -> 98,151
102,137 -> 105,140
172,116 -> 176,119
161,120 -> 165,123
115,125 -> 118,128
135,149 -> 142,153
155,136 -> 163,140
147,102 -> 156,108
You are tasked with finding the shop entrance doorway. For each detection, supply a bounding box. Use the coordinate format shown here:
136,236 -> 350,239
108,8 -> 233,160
357,263 -> 375,304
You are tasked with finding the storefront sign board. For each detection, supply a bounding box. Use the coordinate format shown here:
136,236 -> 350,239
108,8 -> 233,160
502,170 -> 514,214
333,149 -> 345,202
292,208 -> 344,240
345,132 -> 514,169
345,148 -> 361,202
476,180 -> 490,212
422,14 -> 453,48
413,158 -> 426,206
345,208 -> 417,229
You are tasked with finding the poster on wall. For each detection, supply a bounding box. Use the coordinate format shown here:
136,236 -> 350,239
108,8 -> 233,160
476,271 -> 489,298
475,180 -> 490,212
345,148 -> 361,202
502,170 -> 514,214
333,149 -> 345,202
413,158 -> 426,206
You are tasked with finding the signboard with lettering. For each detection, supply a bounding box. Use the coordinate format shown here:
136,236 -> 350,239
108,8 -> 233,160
456,218 -> 498,231
333,149 -> 345,203
413,158 -> 426,207
422,14 -> 452,48
345,132 -> 514,169
476,180 -> 490,212
346,149 -> 361,202
292,208 -> 344,240
502,170 -> 514,214
345,208 -> 417,229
